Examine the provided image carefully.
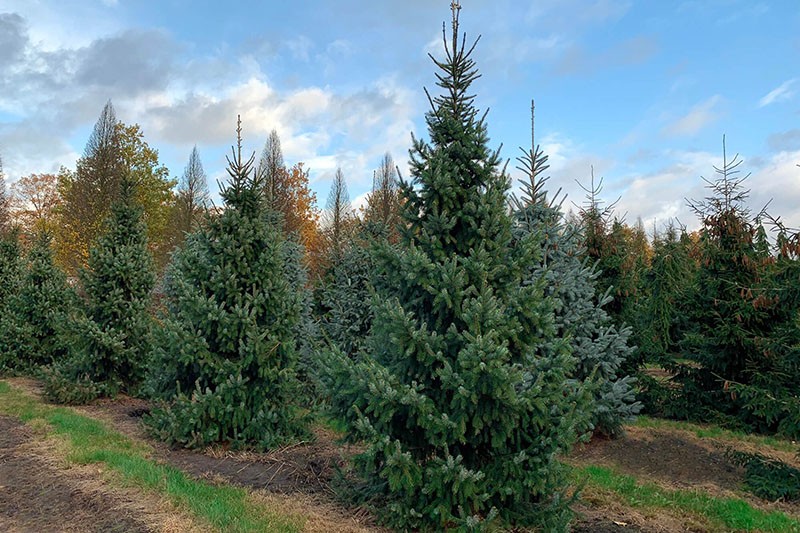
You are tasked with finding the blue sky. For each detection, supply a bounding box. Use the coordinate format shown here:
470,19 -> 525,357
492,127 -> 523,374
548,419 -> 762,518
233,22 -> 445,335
1,0 -> 799,231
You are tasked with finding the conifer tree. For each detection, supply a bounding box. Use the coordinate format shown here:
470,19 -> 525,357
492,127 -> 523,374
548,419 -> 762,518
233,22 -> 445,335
0,229 -> 22,310
638,222 -> 694,362
146,118 -> 308,450
364,152 -> 401,241
319,224 -> 378,358
320,8 -> 589,530
675,138 -> 797,433
513,134 -> 640,438
0,229 -> 23,372
0,232 -> 74,371
256,129 -> 286,210
43,176 -> 155,403
58,101 -> 122,274
321,168 -> 355,267
170,146 -> 210,252
57,103 -> 175,273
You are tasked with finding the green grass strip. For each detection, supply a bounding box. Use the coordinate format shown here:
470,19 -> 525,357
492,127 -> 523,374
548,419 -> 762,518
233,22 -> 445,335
634,416 -> 798,453
0,380 -> 303,533
578,465 -> 800,533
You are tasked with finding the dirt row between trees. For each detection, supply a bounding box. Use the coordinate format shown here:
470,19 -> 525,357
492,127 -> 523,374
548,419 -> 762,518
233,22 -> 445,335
3,377 -> 799,532
0,414 -> 204,533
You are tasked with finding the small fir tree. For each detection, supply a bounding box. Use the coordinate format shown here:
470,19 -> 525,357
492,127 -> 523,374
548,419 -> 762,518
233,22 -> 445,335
319,8 -> 589,530
43,176 -> 155,403
145,119 -> 308,449
0,231 -> 74,371
513,137 -> 640,437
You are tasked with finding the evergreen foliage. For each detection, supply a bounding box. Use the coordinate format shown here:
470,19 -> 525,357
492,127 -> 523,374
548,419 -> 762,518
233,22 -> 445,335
43,177 -> 155,403
726,449 -> 800,502
513,142 -> 640,438
282,234 -> 320,402
57,103 -> 176,273
637,223 -> 695,362
576,174 -> 650,376
145,119 -> 308,450
0,232 -> 74,372
319,9 -> 590,530
57,101 -> 122,274
0,228 -> 22,310
672,138 -> 800,436
319,225 -> 377,358
0,229 -> 24,373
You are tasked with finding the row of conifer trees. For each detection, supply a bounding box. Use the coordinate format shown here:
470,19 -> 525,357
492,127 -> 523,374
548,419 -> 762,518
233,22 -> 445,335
0,5 -> 797,531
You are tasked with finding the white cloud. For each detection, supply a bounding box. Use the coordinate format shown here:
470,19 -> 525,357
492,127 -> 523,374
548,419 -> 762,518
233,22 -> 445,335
663,95 -> 723,137
758,79 -> 796,108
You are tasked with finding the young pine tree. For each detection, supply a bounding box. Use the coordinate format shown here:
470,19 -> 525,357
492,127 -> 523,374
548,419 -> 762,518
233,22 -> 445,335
44,176 -> 155,403
146,119 -> 308,450
319,8 -> 589,530
0,232 -> 74,372
513,138 -> 640,438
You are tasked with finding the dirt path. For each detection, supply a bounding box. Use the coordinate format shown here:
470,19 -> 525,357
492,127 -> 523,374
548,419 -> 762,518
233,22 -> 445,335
572,426 -> 745,493
10,377 -> 798,532
0,415 -> 152,533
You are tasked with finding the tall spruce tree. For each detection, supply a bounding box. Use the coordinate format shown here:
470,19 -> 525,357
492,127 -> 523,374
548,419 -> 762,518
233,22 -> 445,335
513,132 -> 640,438
0,231 -> 74,372
319,7 -> 589,530
675,138 -> 797,433
146,119 -> 308,449
44,176 -> 156,403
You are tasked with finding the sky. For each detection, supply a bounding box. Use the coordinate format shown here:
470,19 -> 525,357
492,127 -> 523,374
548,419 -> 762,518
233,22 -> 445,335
1,0 -> 799,233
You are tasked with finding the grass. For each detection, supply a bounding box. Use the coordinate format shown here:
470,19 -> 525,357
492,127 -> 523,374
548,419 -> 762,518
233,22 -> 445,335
577,464 -> 800,532
0,379 -> 304,533
634,415 -> 798,453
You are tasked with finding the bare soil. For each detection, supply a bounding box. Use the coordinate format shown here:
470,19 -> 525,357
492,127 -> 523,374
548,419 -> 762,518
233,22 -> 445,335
6,378 -> 800,532
76,395 -> 354,495
572,426 -> 745,493
0,415 -> 151,533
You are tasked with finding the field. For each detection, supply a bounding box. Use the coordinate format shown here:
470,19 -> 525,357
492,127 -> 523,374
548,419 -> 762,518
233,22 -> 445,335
0,378 -> 798,532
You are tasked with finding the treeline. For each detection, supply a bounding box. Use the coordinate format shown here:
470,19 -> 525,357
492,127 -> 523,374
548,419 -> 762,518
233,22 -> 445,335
586,144 -> 800,439
0,6 -> 798,531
